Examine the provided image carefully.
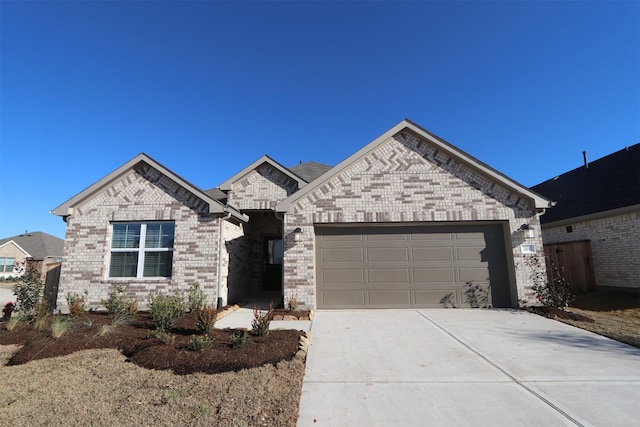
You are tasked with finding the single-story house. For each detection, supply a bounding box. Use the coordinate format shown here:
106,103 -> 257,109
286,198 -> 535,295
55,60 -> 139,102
531,143 -> 640,291
52,119 -> 552,310
0,231 -> 64,279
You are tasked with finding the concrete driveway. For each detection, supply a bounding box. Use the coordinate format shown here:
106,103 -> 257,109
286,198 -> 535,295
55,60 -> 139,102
298,309 -> 640,426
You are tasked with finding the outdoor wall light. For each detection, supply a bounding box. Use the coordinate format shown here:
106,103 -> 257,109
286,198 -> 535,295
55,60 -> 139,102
293,227 -> 303,242
519,224 -> 536,239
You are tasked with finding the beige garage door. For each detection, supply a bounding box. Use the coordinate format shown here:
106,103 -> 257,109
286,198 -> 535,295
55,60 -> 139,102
316,224 -> 511,309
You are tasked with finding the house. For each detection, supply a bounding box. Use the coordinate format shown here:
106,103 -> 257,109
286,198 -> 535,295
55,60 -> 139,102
0,231 -> 64,279
52,119 -> 552,311
531,143 -> 640,291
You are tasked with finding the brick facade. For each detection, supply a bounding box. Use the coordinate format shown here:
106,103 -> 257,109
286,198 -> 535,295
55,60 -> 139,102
57,165 -> 222,310
282,131 -> 544,309
541,209 -> 640,289
229,163 -> 299,210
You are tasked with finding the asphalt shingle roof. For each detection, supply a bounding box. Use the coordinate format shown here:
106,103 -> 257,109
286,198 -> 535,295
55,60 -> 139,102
289,161 -> 332,183
0,231 -> 64,260
531,143 -> 640,224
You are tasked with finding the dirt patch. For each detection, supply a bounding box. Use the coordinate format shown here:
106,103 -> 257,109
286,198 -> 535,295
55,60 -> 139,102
0,311 -> 303,375
527,290 -> 640,349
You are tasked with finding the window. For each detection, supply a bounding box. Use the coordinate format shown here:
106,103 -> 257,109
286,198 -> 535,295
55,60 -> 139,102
0,257 -> 14,273
108,222 -> 174,278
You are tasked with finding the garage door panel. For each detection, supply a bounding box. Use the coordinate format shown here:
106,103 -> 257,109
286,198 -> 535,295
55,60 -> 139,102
411,233 -> 454,240
368,269 -> 410,284
413,268 -> 456,283
322,269 -> 364,284
367,247 -> 408,262
412,247 -> 454,262
457,247 -> 485,261
321,248 -> 363,262
321,291 -> 365,307
415,290 -> 460,307
369,291 -> 411,305
316,224 -> 511,309
459,267 -> 490,283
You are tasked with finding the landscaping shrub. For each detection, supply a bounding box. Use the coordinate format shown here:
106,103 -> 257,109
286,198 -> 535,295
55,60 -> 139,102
51,315 -> 72,338
251,304 -> 273,337
526,254 -> 573,309
147,292 -> 186,331
230,329 -> 249,348
287,293 -> 298,311
187,335 -> 212,351
187,281 -> 207,313
12,263 -> 44,318
65,291 -> 88,316
196,304 -> 217,335
101,286 -> 137,325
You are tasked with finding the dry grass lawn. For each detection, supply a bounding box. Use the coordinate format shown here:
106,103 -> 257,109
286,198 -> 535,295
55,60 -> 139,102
557,290 -> 640,348
0,345 -> 305,426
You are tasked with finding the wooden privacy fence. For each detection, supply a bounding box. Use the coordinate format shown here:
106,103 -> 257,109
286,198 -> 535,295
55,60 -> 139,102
44,264 -> 62,308
543,240 -> 596,293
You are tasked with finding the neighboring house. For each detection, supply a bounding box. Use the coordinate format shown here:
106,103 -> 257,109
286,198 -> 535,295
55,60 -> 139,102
52,119 -> 552,311
531,143 -> 640,291
0,231 -> 64,279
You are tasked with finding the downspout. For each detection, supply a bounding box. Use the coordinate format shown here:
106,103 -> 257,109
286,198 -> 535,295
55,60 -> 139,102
275,211 -> 285,298
217,212 -> 232,309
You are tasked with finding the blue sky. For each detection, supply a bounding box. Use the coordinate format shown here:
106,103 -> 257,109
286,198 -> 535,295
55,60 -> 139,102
1,1 -> 638,240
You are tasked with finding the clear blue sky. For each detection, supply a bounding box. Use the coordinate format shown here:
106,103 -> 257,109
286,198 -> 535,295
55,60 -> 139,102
1,1 -> 638,240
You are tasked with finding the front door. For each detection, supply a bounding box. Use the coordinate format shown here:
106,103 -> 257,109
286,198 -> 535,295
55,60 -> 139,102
263,237 -> 283,291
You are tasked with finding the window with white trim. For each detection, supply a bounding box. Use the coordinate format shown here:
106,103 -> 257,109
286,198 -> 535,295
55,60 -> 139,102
0,257 -> 14,273
108,222 -> 174,278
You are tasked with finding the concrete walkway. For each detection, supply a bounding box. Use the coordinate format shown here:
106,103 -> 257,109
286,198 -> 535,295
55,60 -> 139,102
298,309 -> 640,426
215,294 -> 311,331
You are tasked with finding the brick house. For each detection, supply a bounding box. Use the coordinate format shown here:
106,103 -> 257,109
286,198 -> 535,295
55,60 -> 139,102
52,120 -> 552,310
0,232 -> 64,279
531,143 -> 640,290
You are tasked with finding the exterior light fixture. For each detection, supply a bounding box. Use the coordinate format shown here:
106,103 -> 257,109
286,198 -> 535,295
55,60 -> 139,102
519,224 -> 536,239
293,227 -> 303,242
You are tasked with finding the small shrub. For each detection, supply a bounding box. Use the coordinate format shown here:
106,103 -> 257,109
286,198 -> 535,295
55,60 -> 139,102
12,263 -> 45,317
51,316 -> 72,338
187,335 -> 212,351
147,293 -> 186,332
66,291 -> 88,316
111,313 -> 133,326
101,286 -> 130,314
287,293 -> 298,312
149,329 -> 175,344
526,254 -> 573,309
187,282 -> 207,313
33,315 -> 48,331
250,304 -> 273,337
230,329 -> 249,348
196,304 -> 217,335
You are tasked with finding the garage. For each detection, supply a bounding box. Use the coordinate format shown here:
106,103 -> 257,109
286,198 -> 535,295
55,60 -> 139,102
315,224 -> 512,309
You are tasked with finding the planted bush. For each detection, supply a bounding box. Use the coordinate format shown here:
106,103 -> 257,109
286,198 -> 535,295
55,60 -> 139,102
526,254 -> 573,309
251,304 -> 273,337
187,335 -> 212,351
187,282 -> 207,313
147,293 -> 186,332
66,291 -> 88,316
196,304 -> 217,335
101,286 -> 137,325
12,263 -> 44,318
230,329 -> 249,348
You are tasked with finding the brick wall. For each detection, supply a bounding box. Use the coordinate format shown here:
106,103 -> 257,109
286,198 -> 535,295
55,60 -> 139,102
229,163 -> 299,210
57,165 -> 221,310
541,210 -> 640,289
282,131 -> 544,309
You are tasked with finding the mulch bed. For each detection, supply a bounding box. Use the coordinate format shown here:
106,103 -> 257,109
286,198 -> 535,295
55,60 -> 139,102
527,306 -> 595,323
0,312 -> 303,375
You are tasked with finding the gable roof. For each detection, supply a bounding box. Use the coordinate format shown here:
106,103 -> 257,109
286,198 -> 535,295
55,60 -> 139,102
218,155 -> 308,191
288,161 -> 333,182
52,153 -> 246,221
277,119 -> 552,212
0,232 -> 64,260
531,143 -> 640,224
